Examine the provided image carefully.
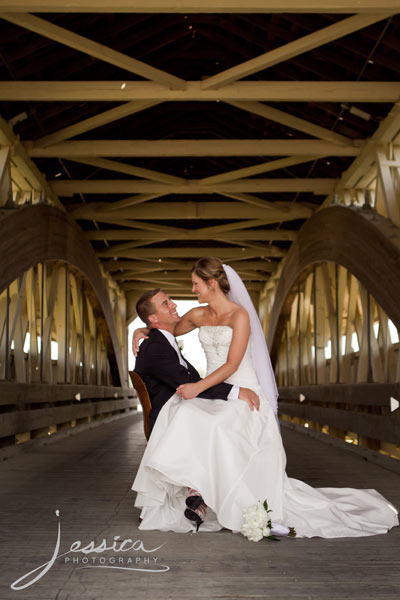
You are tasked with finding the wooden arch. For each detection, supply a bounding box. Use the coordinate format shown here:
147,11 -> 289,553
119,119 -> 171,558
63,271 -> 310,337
267,205 -> 400,364
0,205 -> 125,386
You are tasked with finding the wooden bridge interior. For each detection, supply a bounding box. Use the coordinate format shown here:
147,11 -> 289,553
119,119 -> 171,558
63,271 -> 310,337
0,2 -> 399,599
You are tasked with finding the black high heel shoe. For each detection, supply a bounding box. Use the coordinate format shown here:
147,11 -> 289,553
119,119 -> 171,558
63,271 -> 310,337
184,508 -> 203,532
184,501 -> 207,532
186,488 -> 205,511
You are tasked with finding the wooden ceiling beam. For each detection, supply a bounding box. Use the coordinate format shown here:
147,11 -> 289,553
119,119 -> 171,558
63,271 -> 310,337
199,156 -> 320,185
218,191 -> 308,211
86,228 -> 297,241
3,81 -> 399,103
197,219 -> 294,235
1,2 -> 398,13
227,101 -> 352,146
103,259 -> 277,272
342,103 -> 400,189
202,13 -> 392,90
114,270 -> 271,281
30,139 -> 360,158
94,193 -> 166,212
0,115 -> 63,209
64,157 -> 186,185
34,101 -> 160,147
96,247 -> 282,260
70,201 -> 313,221
0,13 -> 186,89
51,178 -> 336,195
121,282 -> 263,292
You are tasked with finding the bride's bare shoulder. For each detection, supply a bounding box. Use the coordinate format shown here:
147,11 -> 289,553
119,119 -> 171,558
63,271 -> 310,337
229,304 -> 250,326
186,306 -> 208,325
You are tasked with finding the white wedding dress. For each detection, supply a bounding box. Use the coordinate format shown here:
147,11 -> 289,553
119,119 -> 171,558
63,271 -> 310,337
132,326 -> 399,537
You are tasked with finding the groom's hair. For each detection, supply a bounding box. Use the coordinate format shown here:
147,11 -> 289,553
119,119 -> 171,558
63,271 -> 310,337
136,288 -> 162,327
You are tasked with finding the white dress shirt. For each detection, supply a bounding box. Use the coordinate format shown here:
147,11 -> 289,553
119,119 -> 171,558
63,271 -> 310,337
158,329 -> 239,400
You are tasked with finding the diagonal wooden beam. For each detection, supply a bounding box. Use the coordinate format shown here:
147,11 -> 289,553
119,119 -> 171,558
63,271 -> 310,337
96,239 -> 166,255
96,193 -> 167,212
214,236 -> 287,256
64,156 -> 186,184
197,219 -> 294,235
201,13 -> 392,89
219,191 -> 294,211
35,101 -> 160,147
199,156 -> 320,185
227,101 -> 352,146
1,13 -> 186,89
120,276 -> 187,288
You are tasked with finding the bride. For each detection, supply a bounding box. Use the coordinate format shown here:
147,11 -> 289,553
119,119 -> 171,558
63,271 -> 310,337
131,257 -> 399,538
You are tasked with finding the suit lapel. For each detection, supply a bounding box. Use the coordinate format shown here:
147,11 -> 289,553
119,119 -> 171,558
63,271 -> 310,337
150,328 -> 198,375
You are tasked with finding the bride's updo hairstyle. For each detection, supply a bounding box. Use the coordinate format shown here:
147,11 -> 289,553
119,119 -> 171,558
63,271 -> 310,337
191,257 -> 230,295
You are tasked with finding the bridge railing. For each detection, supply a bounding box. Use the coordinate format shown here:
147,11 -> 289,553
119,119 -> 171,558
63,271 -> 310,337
278,383 -> 400,459
0,381 -> 137,456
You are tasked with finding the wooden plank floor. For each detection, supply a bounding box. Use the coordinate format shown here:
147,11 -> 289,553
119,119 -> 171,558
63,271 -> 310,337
0,413 -> 399,600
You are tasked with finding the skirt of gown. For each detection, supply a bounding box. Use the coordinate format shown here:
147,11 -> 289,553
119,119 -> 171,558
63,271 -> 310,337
132,393 -> 399,538
132,326 -> 398,538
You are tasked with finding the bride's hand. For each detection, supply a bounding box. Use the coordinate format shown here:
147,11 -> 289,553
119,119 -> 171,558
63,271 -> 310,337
132,328 -> 149,356
238,387 -> 260,411
176,383 -> 201,400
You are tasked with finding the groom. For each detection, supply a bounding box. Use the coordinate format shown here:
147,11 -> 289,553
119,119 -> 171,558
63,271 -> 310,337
133,288 -> 260,435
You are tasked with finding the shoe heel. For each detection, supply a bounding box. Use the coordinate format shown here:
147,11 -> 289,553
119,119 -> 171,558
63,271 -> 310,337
184,508 -> 203,531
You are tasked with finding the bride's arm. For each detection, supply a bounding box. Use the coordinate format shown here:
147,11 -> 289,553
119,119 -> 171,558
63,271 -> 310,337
173,307 -> 202,336
177,309 -> 250,399
132,307 -> 202,356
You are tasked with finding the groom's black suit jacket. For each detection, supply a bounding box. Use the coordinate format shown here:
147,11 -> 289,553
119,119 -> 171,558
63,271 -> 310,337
134,328 -> 233,434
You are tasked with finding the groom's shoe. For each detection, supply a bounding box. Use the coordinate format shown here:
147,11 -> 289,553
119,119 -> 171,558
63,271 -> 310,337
186,488 -> 205,511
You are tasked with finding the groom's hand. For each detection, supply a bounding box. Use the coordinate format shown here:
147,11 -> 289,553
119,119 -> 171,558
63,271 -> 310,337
238,387 -> 260,411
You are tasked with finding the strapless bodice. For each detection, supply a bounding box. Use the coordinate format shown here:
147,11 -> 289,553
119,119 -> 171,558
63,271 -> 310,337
198,325 -> 260,390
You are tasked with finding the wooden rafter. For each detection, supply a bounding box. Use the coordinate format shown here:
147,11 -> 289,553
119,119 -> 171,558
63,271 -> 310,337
227,102 -> 352,146
1,13 -> 186,89
202,13 -> 392,89
199,156 -> 320,185
34,101 -> 160,147
63,157 -> 186,184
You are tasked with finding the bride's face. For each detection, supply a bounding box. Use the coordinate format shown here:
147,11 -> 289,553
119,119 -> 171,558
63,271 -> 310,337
192,272 -> 214,303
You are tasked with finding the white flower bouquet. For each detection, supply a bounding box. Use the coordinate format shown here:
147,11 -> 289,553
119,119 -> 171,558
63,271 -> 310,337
241,499 -> 296,542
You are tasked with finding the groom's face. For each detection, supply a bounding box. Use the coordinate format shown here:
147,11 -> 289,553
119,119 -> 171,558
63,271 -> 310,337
148,291 -> 180,331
